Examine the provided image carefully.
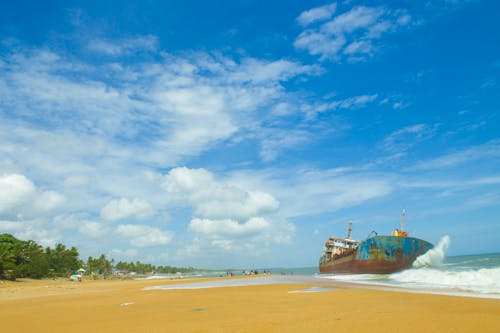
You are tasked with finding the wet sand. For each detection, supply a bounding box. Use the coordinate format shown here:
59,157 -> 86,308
1,276 -> 499,332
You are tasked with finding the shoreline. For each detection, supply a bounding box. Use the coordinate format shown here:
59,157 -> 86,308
3,273 -> 499,300
134,272 -> 500,300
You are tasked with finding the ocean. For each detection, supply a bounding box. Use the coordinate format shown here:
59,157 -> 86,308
147,236 -> 500,299
312,236 -> 500,299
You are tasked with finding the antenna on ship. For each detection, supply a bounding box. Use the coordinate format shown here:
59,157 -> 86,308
401,208 -> 406,232
346,220 -> 352,239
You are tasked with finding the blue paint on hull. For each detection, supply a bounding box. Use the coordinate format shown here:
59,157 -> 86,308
357,236 -> 433,261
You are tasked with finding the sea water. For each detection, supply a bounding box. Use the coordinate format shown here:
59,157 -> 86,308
316,236 -> 500,299
145,236 -> 500,298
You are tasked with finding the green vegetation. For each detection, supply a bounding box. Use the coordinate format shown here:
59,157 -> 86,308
0,233 -> 195,280
115,261 -> 195,274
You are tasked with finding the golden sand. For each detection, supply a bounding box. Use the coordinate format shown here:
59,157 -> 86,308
1,277 -> 499,333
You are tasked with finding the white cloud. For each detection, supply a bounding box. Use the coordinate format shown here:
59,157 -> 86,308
189,217 -> 270,238
162,167 -> 280,220
303,94 -> 378,119
162,167 -> 294,255
295,5 -> 412,61
78,221 -> 109,238
321,6 -> 384,35
343,40 -> 373,55
382,124 -> 434,154
101,198 -> 154,222
34,190 -> 65,212
0,219 -> 61,247
63,176 -> 88,187
0,173 -> 36,213
412,140 -> 500,170
297,3 -> 338,26
0,173 -> 64,217
0,220 -> 23,233
333,94 -> 379,109
162,167 -> 213,194
259,128 -> 311,162
294,30 -> 346,60
0,36 -> 322,260
400,175 -> 500,190
226,168 -> 393,218
284,175 -> 392,217
111,248 -> 139,258
226,58 -> 321,84
397,14 -> 411,26
115,224 -> 173,247
186,217 -> 295,253
87,35 -> 158,56
0,44 -> 317,175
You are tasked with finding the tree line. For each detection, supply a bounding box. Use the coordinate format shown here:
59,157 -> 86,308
0,233 -> 195,280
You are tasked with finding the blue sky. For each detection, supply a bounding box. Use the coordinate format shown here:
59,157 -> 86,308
0,0 -> 499,269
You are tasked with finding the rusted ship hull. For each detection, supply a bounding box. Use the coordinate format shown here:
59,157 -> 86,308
319,236 -> 433,274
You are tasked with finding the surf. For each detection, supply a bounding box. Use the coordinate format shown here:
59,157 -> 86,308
317,236 -> 500,298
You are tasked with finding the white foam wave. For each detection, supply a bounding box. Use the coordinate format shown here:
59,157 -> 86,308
319,274 -> 382,282
413,235 -> 450,268
317,236 -> 500,298
390,267 -> 500,295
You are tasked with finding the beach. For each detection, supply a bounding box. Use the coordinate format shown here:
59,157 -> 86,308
1,276 -> 499,332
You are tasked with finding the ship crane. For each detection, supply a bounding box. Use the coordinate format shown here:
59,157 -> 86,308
346,220 -> 352,239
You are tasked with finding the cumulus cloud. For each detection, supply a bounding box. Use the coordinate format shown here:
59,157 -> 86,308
0,33 -> 320,263
162,167 -> 280,220
78,221 -> 109,238
226,168 -> 393,218
162,167 -> 213,193
0,219 -> 61,247
189,217 -> 270,238
0,173 -> 64,217
162,167 -> 295,255
294,4 -> 412,61
101,198 -> 154,222
33,190 -> 65,212
115,224 -> 173,247
186,217 -> 295,253
0,174 -> 36,213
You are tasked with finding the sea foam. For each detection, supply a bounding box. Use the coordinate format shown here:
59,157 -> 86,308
412,235 -> 450,268
318,236 -> 500,298
389,266 -> 500,295
390,236 -> 500,297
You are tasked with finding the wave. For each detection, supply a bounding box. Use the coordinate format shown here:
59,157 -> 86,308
412,235 -> 450,268
389,267 -> 500,295
317,236 -> 500,298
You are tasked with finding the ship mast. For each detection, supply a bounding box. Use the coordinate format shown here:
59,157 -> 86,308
346,220 -> 352,239
401,209 -> 406,232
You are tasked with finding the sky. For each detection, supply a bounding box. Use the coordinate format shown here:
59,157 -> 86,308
0,0 -> 499,269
